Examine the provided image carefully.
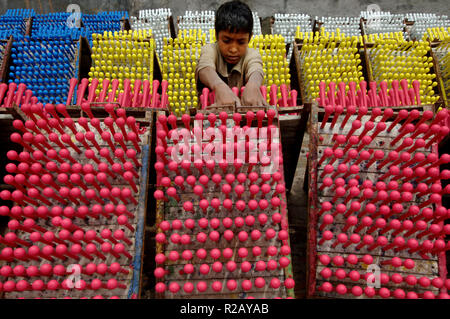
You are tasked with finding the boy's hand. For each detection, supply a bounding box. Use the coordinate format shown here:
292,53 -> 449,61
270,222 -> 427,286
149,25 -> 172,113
241,82 -> 267,106
214,82 -> 241,107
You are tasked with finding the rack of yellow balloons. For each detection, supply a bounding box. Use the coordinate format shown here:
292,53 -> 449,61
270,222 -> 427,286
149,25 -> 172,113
296,27 -> 364,101
423,27 -> 450,107
366,32 -> 440,105
88,29 -> 155,98
421,27 -> 450,42
162,29 -> 206,115
248,34 -> 290,103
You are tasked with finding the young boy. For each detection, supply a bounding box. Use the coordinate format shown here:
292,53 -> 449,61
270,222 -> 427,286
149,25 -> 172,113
195,0 -> 266,107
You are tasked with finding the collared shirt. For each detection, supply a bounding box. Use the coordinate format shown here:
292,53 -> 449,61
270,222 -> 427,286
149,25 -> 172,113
195,42 -> 264,92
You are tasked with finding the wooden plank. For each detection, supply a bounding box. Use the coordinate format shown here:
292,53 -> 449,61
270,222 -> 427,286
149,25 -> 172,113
306,102 -> 319,298
359,18 -> 366,37
361,40 -> 374,83
428,49 -> 446,111
77,36 -> 92,82
153,49 -> 163,84
278,106 -> 303,115
276,138 -> 295,298
128,142 -> 150,298
24,17 -> 32,37
128,105 -> 153,298
0,104 -> 27,121
168,16 -> 177,39
312,19 -> 322,35
64,104 -> 153,125
430,47 -> 449,109
289,43 -> 306,105
121,19 -> 132,31
279,103 -> 311,192
0,37 -> 13,84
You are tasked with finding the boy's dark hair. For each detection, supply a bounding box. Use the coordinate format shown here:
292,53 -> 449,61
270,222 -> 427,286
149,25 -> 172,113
215,0 -> 253,36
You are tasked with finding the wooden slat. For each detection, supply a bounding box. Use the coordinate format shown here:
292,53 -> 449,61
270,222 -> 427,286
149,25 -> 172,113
0,37 -> 13,84
77,36 -> 92,82
279,103 -> 310,192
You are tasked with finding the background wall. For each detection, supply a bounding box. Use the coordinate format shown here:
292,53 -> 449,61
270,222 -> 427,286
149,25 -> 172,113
0,0 -> 449,20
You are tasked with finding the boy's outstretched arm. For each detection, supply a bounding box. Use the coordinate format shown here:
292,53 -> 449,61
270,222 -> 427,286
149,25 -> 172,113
241,72 -> 267,106
198,67 -> 241,106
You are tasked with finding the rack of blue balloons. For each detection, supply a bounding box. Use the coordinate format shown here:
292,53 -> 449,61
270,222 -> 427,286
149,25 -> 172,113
31,12 -> 82,37
0,9 -> 35,40
29,11 -> 128,46
8,36 -> 79,104
1,10 -> 130,105
82,12 -> 126,44
82,11 -> 128,33
31,25 -> 90,41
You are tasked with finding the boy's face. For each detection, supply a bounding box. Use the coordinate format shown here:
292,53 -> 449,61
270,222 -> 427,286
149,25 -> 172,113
217,30 -> 251,65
